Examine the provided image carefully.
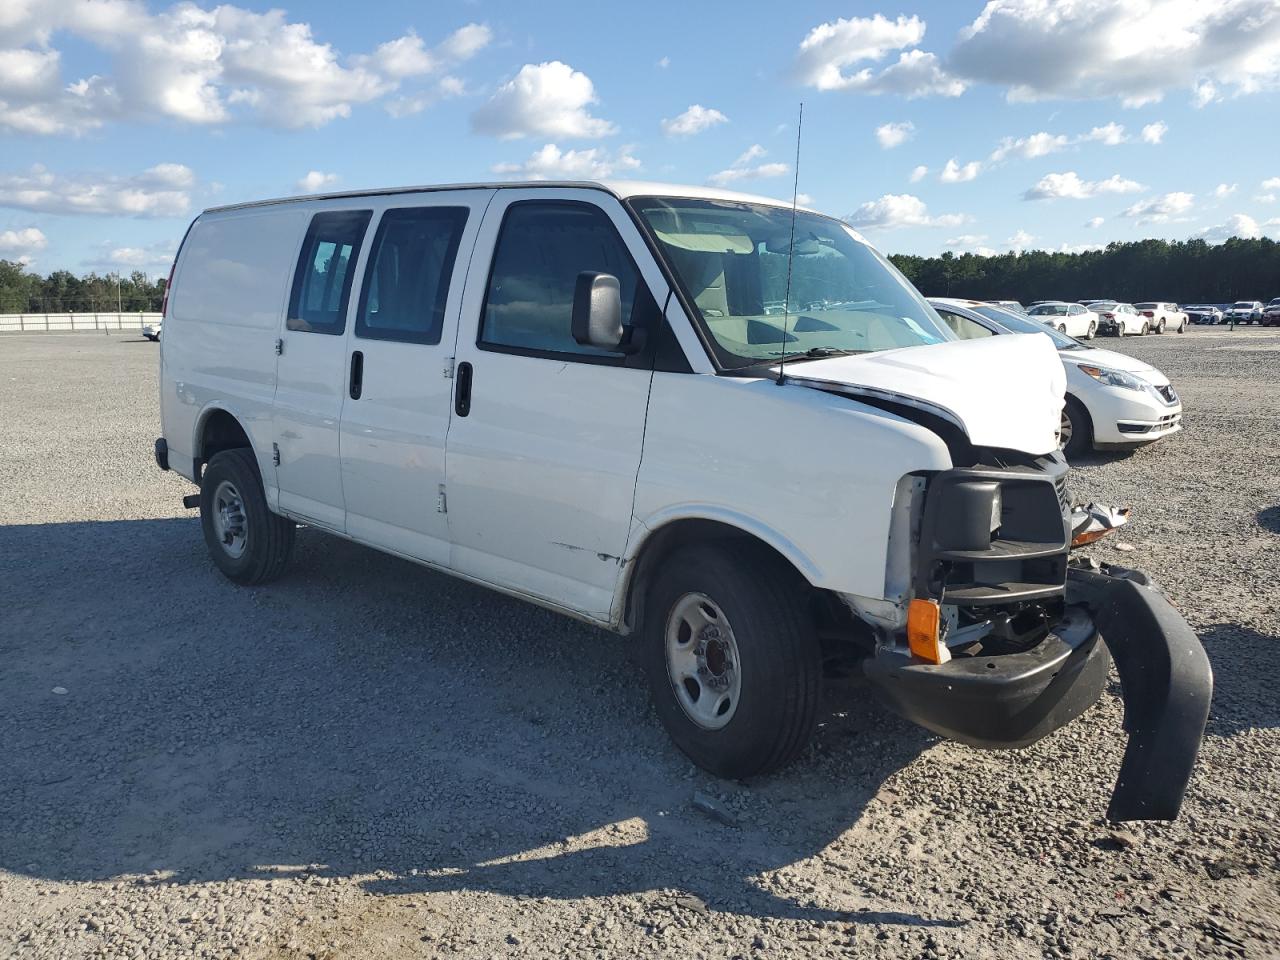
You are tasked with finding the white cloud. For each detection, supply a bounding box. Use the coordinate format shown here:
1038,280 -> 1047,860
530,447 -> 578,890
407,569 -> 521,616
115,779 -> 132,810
95,241 -> 177,270
845,193 -> 968,229
0,226 -> 46,259
1141,121 -> 1168,144
1193,80 -> 1219,107
1083,122 -> 1127,146
909,164 -> 928,183
0,9 -> 490,133
875,121 -> 914,149
944,233 -> 987,247
384,75 -> 468,119
0,163 -> 194,216
492,143 -> 641,180
472,61 -> 614,140
1262,177 -> 1280,191
296,170 -> 339,193
940,157 -> 981,183
656,56 -> 670,69
1122,191 -> 1195,223
708,145 -> 788,186
1196,213 -> 1262,242
1007,229 -> 1035,249
1214,183 -> 1238,198
1085,216 -> 1106,228
1023,171 -> 1144,200
661,104 -> 728,137
795,14 -> 965,97
1058,242 -> 1105,254
1255,193 -> 1277,204
988,131 -> 1070,163
949,0 -> 1280,107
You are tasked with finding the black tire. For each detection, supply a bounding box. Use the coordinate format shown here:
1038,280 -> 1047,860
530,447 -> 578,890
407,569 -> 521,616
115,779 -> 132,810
1061,395 -> 1093,459
1178,320 -> 1186,333
1058,324 -> 1067,334
1140,321 -> 1150,336
200,448 -> 295,585
640,543 -> 822,779
1156,319 -> 1166,334
1085,320 -> 1096,340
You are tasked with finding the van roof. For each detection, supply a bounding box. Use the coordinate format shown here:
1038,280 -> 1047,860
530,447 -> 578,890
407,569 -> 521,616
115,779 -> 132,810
204,180 -> 811,215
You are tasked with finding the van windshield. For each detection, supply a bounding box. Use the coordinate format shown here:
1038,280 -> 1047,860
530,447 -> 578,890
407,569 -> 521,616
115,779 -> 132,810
629,196 -> 950,369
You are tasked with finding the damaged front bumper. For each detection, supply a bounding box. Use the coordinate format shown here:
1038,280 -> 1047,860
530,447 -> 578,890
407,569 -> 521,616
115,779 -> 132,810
863,563 -> 1213,822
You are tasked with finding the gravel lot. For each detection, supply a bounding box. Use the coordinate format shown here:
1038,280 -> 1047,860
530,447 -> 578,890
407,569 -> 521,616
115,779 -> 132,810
1,328 -> 1277,960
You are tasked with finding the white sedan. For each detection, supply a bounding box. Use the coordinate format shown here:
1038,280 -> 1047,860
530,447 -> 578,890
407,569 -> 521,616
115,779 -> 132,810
930,299 -> 1182,457
1026,301 -> 1099,339
1134,302 -> 1188,334
142,320 -> 162,341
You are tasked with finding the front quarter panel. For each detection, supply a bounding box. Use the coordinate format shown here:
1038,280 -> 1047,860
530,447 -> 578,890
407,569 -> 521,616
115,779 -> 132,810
631,372 -> 952,599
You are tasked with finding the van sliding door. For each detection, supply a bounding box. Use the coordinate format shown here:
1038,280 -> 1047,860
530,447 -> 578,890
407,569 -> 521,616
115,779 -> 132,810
272,208 -> 371,531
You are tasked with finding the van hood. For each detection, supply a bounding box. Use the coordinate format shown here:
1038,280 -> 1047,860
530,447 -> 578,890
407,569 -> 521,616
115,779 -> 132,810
780,333 -> 1065,456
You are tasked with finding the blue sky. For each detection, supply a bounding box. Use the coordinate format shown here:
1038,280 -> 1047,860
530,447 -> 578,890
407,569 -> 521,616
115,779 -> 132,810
3,0 -> 1280,275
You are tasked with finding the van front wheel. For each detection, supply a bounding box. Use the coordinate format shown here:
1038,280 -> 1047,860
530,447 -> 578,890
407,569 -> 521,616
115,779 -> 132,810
641,543 -> 822,779
200,448 -> 295,585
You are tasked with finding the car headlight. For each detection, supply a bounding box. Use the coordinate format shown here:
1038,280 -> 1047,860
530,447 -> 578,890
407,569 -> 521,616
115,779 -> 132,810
1078,364 -> 1146,391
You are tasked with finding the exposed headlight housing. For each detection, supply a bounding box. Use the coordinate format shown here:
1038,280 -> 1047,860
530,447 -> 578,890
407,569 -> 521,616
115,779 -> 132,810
1078,364 -> 1146,392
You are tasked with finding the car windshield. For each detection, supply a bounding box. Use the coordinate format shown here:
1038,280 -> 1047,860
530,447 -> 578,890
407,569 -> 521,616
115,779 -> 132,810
973,304 -> 1081,350
1028,303 -> 1068,316
1134,302 -> 1157,310
629,197 -> 951,368
1233,302 -> 1253,309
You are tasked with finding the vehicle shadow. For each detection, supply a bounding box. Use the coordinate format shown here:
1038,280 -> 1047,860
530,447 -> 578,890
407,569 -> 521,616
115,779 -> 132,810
1196,622 -> 1280,738
1257,504 -> 1280,535
0,517 -> 950,926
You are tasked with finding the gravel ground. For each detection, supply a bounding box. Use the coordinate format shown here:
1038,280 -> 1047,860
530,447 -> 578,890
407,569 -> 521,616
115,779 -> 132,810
1,328 -> 1276,960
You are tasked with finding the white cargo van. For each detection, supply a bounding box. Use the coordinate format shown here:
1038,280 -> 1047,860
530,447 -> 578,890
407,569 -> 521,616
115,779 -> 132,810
155,181 -> 1210,820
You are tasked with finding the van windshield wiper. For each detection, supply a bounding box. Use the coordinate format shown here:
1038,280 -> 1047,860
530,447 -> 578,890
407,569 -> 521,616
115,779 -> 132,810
730,347 -> 870,373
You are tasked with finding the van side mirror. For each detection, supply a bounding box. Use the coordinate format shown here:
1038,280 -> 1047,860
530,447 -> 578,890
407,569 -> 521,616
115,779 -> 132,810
572,271 -> 624,350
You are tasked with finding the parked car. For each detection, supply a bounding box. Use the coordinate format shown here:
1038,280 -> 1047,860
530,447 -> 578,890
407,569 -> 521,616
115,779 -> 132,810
142,319 -> 162,341
1026,301 -> 1099,339
1185,304 -> 1222,324
931,298 -> 1183,458
1260,298 -> 1280,326
1224,301 -> 1264,324
1090,301 -> 1146,336
991,300 -> 1026,313
152,179 -> 1210,820
1133,303 -> 1187,334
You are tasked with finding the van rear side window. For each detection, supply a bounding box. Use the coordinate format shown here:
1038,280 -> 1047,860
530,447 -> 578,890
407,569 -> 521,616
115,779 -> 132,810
356,207 -> 469,345
288,210 -> 372,335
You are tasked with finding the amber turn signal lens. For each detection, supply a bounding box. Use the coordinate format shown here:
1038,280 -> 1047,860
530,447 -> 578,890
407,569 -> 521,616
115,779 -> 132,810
907,598 -> 950,665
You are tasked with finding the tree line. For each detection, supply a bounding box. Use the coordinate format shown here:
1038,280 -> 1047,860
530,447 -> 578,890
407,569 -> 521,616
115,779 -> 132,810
888,236 -> 1280,304
0,259 -> 167,314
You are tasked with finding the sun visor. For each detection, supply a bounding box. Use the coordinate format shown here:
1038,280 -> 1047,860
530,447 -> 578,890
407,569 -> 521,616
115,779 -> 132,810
654,229 -> 754,254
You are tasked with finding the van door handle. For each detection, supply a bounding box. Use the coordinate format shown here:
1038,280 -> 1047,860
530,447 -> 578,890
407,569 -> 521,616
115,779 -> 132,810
349,350 -> 364,400
455,361 -> 473,417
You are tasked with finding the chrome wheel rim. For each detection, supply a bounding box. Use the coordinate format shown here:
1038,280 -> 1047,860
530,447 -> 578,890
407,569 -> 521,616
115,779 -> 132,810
1058,409 -> 1073,449
664,592 -> 741,730
212,480 -> 248,559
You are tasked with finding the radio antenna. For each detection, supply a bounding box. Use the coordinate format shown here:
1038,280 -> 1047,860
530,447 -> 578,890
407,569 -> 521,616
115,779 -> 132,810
777,102 -> 804,386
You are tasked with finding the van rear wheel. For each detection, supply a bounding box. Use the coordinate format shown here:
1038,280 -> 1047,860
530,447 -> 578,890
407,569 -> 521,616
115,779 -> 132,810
200,448 -> 295,585
641,543 -> 822,779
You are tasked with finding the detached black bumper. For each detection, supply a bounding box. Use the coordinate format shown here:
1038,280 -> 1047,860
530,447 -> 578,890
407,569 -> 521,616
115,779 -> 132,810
864,566 -> 1213,821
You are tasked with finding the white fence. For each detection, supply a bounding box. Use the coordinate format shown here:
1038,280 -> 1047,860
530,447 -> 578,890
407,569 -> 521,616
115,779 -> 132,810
0,312 -> 161,333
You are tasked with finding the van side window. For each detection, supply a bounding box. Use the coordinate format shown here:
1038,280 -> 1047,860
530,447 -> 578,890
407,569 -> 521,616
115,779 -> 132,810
357,207 -> 468,345
288,210 -> 372,335
480,201 -> 645,360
